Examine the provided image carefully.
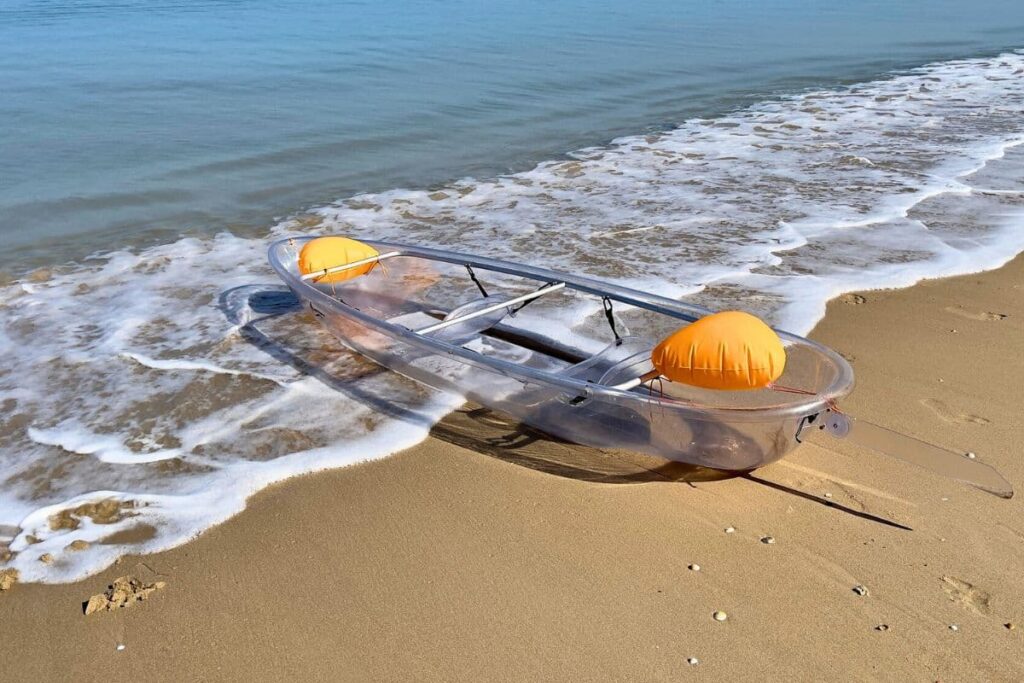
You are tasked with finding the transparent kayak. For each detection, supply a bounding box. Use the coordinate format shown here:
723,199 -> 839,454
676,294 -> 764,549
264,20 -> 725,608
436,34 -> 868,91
269,237 -> 855,471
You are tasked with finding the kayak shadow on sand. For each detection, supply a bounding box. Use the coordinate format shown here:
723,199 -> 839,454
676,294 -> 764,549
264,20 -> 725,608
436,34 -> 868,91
221,284 -> 910,530
430,405 -> 911,529
428,405 -> 909,528
430,403 -> 731,485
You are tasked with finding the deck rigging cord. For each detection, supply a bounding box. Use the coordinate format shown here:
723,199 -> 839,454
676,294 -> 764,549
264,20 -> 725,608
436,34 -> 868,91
602,296 -> 623,344
465,264 -> 489,298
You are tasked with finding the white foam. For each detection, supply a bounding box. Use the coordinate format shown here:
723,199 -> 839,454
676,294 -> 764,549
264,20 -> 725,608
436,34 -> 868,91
8,389 -> 462,584
27,424 -> 183,464
0,231 -> 463,582
309,51 -> 1024,333
120,351 -> 287,386
3,51 -> 1024,583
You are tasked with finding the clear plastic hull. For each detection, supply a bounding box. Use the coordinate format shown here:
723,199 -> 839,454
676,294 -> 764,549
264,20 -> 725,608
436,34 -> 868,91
270,238 -> 854,471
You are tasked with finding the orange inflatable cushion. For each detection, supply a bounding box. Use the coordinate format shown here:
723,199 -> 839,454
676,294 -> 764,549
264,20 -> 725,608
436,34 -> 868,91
298,237 -> 380,284
651,311 -> 786,390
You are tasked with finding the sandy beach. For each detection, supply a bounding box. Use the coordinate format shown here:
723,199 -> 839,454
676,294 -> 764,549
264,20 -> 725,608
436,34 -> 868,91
2,254 -> 1023,681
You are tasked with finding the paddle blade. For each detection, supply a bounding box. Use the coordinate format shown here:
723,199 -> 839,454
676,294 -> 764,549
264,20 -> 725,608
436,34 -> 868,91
837,415 -> 1013,499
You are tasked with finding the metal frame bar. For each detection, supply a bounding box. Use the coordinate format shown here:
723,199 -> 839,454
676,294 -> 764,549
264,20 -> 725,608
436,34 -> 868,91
300,251 -> 402,281
417,282 -> 566,335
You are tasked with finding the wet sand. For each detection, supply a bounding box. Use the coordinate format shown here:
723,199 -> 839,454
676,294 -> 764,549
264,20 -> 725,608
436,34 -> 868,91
2,255 -> 1023,681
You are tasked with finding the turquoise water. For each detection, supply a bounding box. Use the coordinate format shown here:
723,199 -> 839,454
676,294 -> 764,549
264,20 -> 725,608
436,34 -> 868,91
2,0 -> 1023,266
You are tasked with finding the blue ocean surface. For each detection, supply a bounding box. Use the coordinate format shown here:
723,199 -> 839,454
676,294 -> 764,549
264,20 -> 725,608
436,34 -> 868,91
2,0 -> 1023,264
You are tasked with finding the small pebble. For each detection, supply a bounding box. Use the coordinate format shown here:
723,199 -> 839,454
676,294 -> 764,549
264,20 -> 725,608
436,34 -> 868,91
713,611 -> 728,622
688,564 -> 701,572
875,624 -> 889,632
941,497 -> 949,502
823,492 -> 833,499
1005,622 -> 1015,631
966,452 -> 976,460
853,585 -> 869,596
724,526 -> 736,534
687,657 -> 699,666
760,536 -> 775,545
949,624 -> 959,632
116,644 -> 126,652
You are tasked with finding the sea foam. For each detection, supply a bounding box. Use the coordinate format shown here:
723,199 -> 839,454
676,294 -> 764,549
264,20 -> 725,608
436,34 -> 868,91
2,51 -> 1024,582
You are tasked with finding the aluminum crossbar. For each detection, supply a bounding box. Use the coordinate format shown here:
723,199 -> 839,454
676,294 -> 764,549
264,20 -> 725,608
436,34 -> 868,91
417,282 -> 566,335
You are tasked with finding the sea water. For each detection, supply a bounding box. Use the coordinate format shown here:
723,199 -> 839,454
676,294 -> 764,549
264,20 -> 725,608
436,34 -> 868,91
1,1 -> 1024,582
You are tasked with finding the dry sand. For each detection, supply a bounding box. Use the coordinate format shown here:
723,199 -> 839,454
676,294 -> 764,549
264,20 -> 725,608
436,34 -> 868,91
2,255 -> 1023,681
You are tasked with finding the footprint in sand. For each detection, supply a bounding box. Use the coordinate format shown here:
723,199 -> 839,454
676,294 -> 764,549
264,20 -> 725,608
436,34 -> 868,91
941,576 -> 991,615
920,398 -> 990,425
945,306 -> 1008,321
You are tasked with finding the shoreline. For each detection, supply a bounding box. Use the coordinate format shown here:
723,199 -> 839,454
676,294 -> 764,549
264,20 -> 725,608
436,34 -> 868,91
5,49 -> 1024,587
2,254 -> 1023,680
